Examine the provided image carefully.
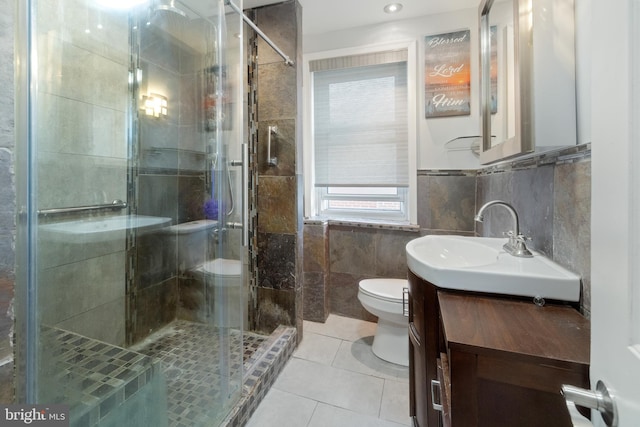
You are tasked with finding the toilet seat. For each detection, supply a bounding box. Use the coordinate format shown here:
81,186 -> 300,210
358,278 -> 406,303
201,258 -> 241,276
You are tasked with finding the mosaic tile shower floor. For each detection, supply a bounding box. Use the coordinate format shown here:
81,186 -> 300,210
39,321 -> 296,427
132,320 -> 269,427
39,327 -> 163,427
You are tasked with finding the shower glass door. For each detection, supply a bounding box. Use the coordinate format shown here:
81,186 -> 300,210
15,0 -> 245,425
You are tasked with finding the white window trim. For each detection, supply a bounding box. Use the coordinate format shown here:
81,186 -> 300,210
316,187 -> 409,222
303,40 -> 418,225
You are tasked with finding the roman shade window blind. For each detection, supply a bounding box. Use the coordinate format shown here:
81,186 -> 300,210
310,49 -> 409,189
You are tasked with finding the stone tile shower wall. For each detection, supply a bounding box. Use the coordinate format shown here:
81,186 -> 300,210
35,0 -> 130,346
252,1 -> 303,335
0,0 -> 15,402
131,23 -> 205,344
131,16 -> 238,342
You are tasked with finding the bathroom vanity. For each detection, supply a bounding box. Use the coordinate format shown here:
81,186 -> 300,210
408,270 -> 590,427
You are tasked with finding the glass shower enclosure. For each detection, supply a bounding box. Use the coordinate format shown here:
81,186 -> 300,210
15,0 -> 246,425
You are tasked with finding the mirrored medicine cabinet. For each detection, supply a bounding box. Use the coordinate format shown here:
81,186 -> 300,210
479,0 -> 577,164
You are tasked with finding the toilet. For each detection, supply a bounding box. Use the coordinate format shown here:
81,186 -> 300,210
200,258 -> 243,328
358,278 -> 409,366
163,219 -> 218,273
163,220 -> 244,328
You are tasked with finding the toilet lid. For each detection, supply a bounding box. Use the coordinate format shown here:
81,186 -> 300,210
359,278 -> 408,303
201,258 -> 241,276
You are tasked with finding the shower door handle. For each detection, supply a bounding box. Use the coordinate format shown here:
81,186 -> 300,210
228,141 -> 249,246
241,142 -> 249,247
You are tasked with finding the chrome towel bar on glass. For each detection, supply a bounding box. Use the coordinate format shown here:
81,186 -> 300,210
37,200 -> 127,217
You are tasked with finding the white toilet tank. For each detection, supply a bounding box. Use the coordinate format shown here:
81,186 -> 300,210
163,220 -> 217,272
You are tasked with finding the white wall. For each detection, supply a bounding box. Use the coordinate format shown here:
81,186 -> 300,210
303,4 -> 591,170
304,8 -> 482,170
574,0 -> 591,145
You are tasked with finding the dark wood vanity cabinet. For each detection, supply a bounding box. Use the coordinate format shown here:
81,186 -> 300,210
407,270 -> 590,427
408,270 -> 440,427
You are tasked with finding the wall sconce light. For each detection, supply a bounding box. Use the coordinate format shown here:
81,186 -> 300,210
142,93 -> 168,118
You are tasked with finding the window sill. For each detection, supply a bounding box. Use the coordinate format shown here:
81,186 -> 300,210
304,216 -> 420,232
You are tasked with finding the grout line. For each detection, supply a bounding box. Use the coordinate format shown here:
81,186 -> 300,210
329,338 -> 344,367
305,401 -> 319,427
378,378 -> 386,419
255,334 -> 409,426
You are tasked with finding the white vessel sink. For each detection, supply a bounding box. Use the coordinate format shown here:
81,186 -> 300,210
406,235 -> 581,302
40,215 -> 172,243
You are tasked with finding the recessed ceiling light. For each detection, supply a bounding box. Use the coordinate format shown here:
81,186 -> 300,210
384,3 -> 403,14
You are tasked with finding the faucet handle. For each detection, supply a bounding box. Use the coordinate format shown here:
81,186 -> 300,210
516,233 -> 532,242
503,231 -> 520,245
513,234 -> 534,257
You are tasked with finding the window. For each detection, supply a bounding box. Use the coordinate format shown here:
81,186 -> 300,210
307,46 -> 416,223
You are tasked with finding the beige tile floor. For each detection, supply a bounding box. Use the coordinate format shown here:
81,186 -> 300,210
247,315 -> 410,427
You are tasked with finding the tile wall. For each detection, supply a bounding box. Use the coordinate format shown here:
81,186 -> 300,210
476,145 -> 592,316
252,1 -> 304,336
35,0 -> 130,345
132,19 -> 205,344
303,145 -> 592,321
302,171 -> 476,322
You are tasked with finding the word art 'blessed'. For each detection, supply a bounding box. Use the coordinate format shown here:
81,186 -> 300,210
425,29 -> 471,118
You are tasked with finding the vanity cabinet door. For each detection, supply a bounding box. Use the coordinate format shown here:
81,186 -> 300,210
408,270 -> 440,427
408,272 -> 426,426
439,292 -> 590,427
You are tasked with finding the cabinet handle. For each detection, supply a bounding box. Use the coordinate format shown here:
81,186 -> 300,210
402,287 -> 409,317
431,379 -> 443,412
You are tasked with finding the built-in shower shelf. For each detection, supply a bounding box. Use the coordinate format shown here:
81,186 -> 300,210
140,147 -> 209,174
143,147 -> 207,156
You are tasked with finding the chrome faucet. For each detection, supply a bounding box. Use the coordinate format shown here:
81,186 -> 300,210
474,200 -> 533,258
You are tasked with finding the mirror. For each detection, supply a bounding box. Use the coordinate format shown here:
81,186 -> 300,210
479,0 -> 577,164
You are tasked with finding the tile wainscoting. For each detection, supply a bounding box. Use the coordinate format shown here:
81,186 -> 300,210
303,144 -> 592,321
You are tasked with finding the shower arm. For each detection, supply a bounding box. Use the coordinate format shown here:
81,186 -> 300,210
225,0 -> 295,67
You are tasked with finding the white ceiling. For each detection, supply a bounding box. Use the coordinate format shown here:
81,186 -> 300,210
243,0 -> 479,35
